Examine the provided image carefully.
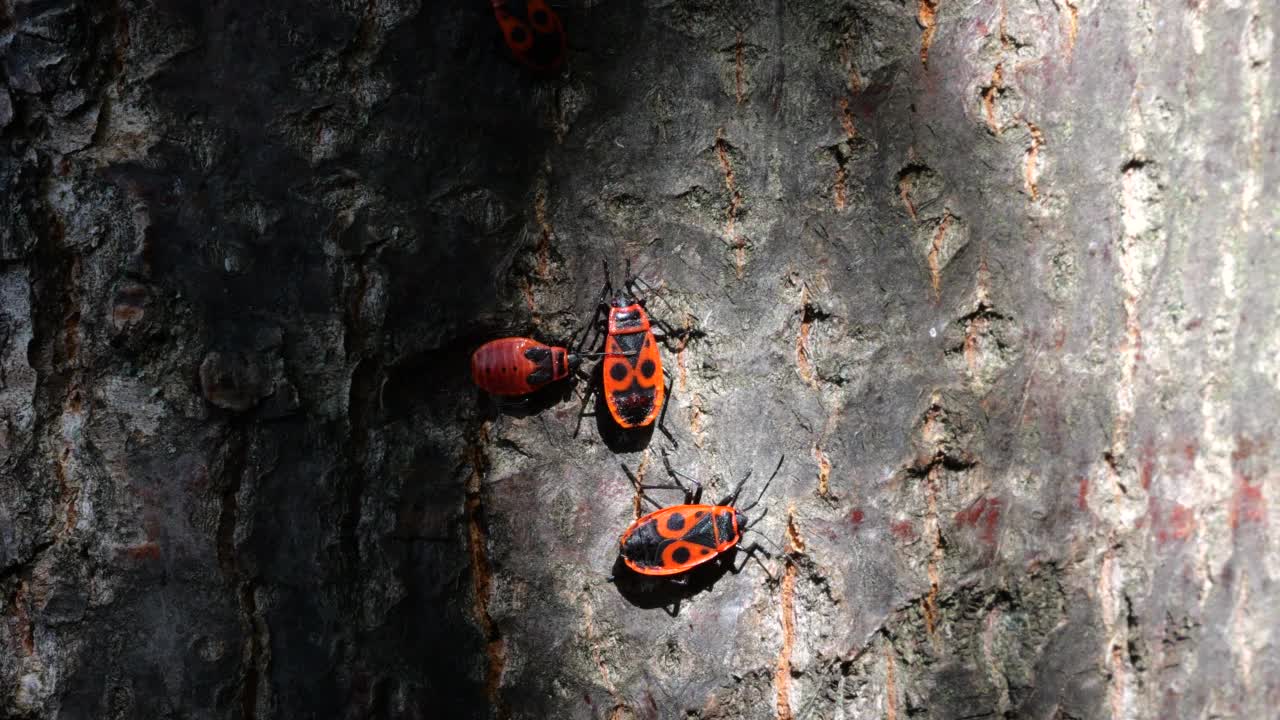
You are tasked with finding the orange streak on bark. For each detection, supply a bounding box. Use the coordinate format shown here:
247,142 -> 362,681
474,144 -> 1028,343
964,315 -> 987,376
795,287 -> 818,388
1024,120 -> 1044,201
839,98 -> 857,141
1064,1 -> 1079,54
927,211 -> 954,298
689,394 -> 705,447
785,507 -> 807,554
982,63 -> 1003,134
465,431 -> 508,718
885,646 -> 898,720
918,0 -> 939,66
899,176 -> 918,221
715,130 -> 747,279
631,451 -> 652,520
775,561 -> 797,720
816,448 -> 831,497
923,466 -> 942,637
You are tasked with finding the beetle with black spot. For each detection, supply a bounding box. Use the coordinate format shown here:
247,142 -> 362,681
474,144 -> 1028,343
574,260 -> 699,444
617,452 -> 781,578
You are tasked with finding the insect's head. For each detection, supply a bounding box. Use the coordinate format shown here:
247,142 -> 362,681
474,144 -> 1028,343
609,288 -> 639,309
566,352 -> 582,374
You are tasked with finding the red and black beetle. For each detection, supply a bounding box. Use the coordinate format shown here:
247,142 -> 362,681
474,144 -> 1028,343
490,0 -> 566,72
575,261 -> 697,440
618,452 -> 781,577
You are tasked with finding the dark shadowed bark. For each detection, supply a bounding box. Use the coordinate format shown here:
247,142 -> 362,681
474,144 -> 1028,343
2,1 -> 1277,718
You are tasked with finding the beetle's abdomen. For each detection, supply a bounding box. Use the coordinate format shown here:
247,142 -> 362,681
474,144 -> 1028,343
620,518 -> 665,568
471,337 -> 556,396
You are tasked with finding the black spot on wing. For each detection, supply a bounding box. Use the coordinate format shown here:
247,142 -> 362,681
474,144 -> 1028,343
640,359 -> 656,379
666,513 -> 686,532
671,546 -> 691,564
609,363 -> 629,382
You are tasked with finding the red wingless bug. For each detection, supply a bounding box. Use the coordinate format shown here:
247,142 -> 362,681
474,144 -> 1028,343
490,0 -> 566,72
618,452 -> 781,578
471,337 -> 634,397
471,337 -> 578,396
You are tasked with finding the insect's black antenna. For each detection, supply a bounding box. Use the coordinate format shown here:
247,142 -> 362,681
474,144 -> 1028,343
628,272 -> 691,321
750,549 -> 778,582
719,469 -> 753,507
660,448 -> 701,502
631,256 -> 657,285
743,505 -> 770,532
737,455 -> 783,513
745,523 -> 781,552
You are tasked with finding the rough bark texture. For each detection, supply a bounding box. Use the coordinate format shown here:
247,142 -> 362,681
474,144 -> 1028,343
1,1 -> 1277,718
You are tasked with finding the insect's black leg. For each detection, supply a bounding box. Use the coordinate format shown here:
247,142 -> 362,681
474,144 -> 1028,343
574,303 -> 607,354
717,469 -> 753,507
655,369 -> 678,449
572,378 -> 598,438
573,260 -> 615,354
730,542 -> 777,581
660,448 -> 700,504
651,318 -> 702,354
622,462 -> 683,511
736,455 -> 784,513
743,506 -> 770,532
650,316 -> 685,337
664,600 -> 681,618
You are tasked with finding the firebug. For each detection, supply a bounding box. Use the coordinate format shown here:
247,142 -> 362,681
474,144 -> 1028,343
575,261 -> 697,441
617,452 -> 781,578
490,0 -> 566,72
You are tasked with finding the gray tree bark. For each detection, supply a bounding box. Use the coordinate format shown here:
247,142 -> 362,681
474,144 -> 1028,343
2,0 -> 1277,718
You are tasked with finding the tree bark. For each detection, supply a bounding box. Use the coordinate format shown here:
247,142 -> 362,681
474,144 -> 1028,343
2,1 -> 1277,719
